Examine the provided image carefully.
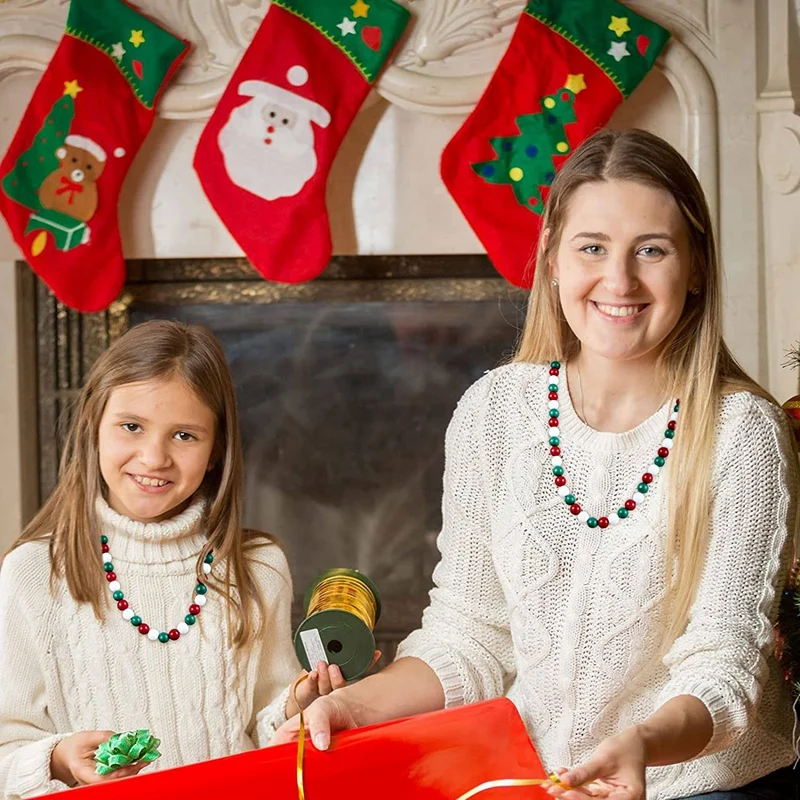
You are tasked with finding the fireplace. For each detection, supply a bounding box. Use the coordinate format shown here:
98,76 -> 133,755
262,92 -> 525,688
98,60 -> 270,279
29,256 -> 524,661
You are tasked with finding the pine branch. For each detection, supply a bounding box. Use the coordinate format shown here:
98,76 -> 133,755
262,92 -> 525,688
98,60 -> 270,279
782,343 -> 800,371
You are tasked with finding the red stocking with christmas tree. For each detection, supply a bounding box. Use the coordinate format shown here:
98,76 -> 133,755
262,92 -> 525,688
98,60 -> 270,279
441,0 -> 670,288
0,0 -> 188,312
193,0 -> 409,284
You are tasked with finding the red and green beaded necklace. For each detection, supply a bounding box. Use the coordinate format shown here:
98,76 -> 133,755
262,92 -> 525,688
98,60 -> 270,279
101,534 -> 213,643
545,361 -> 679,528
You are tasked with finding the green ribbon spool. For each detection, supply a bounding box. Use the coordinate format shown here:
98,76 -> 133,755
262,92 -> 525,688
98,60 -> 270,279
94,729 -> 161,775
293,568 -> 382,682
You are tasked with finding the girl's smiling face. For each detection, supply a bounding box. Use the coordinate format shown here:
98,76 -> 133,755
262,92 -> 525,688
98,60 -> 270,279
98,377 -> 216,522
551,179 -> 695,364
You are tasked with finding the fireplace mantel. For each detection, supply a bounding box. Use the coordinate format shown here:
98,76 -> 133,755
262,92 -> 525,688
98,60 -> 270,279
0,0 -> 799,546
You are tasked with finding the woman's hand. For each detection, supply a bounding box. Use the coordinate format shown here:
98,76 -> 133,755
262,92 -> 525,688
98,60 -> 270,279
546,727 -> 647,800
51,731 -> 150,786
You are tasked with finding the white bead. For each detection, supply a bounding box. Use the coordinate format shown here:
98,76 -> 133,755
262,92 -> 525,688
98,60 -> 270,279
577,511 -> 589,523
557,486 -> 570,497
662,439 -> 673,449
108,581 -> 121,592
177,622 -> 190,635
650,464 -> 660,475
633,492 -> 645,504
202,562 -> 212,575
670,412 -> 679,423
551,456 -> 563,467
548,400 -> 559,410
194,594 -> 207,607
147,629 -> 160,641
608,513 -> 620,526
550,427 -> 560,439
122,608 -> 134,620
102,552 -> 113,563
550,375 -> 560,385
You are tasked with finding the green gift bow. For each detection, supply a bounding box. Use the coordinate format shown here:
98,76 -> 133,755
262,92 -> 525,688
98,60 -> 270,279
94,729 -> 161,775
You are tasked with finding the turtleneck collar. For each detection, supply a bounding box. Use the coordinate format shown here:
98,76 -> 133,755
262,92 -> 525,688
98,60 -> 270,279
94,495 -> 208,566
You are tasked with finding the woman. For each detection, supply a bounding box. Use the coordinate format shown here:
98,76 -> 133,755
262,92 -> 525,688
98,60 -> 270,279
273,129 -> 799,800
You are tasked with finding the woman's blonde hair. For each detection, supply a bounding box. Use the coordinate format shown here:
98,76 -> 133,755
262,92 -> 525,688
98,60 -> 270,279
4,319 -> 268,648
516,128 -> 772,644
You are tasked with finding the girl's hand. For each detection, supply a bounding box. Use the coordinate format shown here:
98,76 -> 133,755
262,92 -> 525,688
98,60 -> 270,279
51,731 -> 150,786
545,727 -> 647,800
272,691 -> 363,751
285,651 -> 381,719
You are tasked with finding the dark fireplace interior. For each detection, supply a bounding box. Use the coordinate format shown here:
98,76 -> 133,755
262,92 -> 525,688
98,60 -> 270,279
28,256 -> 524,662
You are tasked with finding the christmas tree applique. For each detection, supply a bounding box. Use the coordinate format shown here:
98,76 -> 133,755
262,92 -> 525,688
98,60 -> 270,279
471,75 -> 585,214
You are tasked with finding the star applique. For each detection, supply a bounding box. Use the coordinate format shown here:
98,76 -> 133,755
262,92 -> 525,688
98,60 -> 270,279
111,41 -> 126,60
608,15 -> 631,37
63,79 -> 83,98
564,73 -> 586,94
607,40 -> 630,61
351,0 -> 370,18
337,17 -> 357,36
129,29 -> 145,48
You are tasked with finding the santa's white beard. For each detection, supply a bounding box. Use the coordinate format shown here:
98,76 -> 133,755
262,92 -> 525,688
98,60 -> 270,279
218,113 -> 318,202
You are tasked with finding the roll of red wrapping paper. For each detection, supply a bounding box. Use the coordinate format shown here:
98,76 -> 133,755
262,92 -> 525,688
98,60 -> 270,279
52,698 -> 549,799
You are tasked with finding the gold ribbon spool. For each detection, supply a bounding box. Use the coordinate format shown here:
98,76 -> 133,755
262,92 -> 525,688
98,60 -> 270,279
306,573 -> 378,631
291,677 -> 562,800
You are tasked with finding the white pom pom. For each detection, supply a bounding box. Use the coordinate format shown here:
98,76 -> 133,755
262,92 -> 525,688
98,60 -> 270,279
178,622 -> 190,635
102,552 -> 113,563
147,629 -> 160,641
557,486 -> 570,497
122,608 -> 134,620
662,439 -> 673,449
194,594 -> 207,607
548,400 -> 559,410
109,581 -> 121,592
633,492 -> 645,504
551,456 -> 563,467
287,65 -> 308,86
202,562 -> 212,575
608,513 -> 620,526
550,427 -> 560,439
650,464 -> 660,475
577,511 -> 589,523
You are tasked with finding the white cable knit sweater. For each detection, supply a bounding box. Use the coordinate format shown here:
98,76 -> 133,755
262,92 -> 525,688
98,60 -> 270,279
397,362 -> 798,800
0,498 -> 299,799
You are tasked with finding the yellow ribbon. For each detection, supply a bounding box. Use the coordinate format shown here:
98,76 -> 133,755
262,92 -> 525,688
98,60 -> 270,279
307,574 -> 378,631
292,675 -> 562,800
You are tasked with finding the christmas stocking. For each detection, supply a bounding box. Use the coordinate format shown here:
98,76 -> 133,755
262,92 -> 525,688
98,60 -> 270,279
441,0 -> 669,288
0,0 -> 188,312
194,0 -> 409,284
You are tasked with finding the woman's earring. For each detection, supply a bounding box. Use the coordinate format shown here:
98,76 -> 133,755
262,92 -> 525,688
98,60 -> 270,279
690,286 -> 701,296
552,278 -> 559,287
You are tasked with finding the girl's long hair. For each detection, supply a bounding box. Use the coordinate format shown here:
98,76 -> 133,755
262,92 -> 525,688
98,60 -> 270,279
5,319 -> 267,648
515,128 -> 773,643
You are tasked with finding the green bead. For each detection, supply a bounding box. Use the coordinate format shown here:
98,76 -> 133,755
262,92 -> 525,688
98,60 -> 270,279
654,456 -> 665,467
664,429 -> 674,439
158,632 -> 170,643
130,615 -> 142,627
548,384 -> 558,393
112,590 -> 124,601
587,517 -> 598,528
185,614 -> 196,626
565,494 -> 576,505
100,535 -> 108,545
637,483 -> 649,494
550,361 -> 561,369
204,553 -> 214,564
618,508 -> 629,519
103,562 -> 114,572
549,436 -> 560,446
549,408 -> 559,418
674,404 -> 680,412
553,466 -> 564,477
195,583 -> 207,595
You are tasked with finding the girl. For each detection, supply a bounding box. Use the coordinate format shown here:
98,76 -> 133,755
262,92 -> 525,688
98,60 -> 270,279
0,320 -> 342,798
273,129 -> 799,800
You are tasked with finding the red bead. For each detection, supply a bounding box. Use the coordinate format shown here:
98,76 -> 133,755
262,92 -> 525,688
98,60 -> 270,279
117,599 -> 128,611
642,473 -> 653,484
555,476 -> 567,487
550,446 -> 561,456
549,367 -> 559,376
105,572 -> 116,582
101,544 -> 109,553
667,420 -> 676,430
168,629 -> 180,641
598,517 -> 609,528
658,447 -> 670,458
548,392 -> 559,401
189,604 -> 201,616
548,417 -> 560,427
138,623 -> 150,635
625,499 -> 636,511
569,503 -> 581,515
